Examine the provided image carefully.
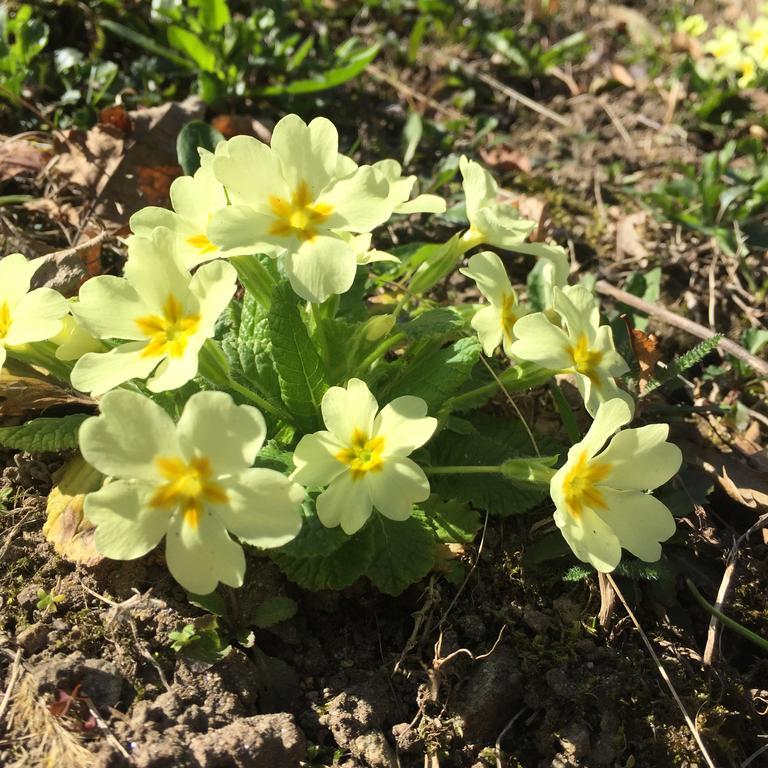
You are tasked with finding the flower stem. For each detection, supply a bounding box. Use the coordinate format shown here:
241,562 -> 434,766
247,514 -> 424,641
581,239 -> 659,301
424,465 -> 504,475
685,578 -> 768,654
446,362 -> 555,412
353,331 -> 406,376
310,301 -> 331,371
231,254 -> 276,309
8,341 -> 73,382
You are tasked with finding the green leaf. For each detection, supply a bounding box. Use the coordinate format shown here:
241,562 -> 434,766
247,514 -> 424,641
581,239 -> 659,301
186,590 -> 227,617
0,414 -> 89,452
428,416 -> 551,516
251,596 -> 298,628
272,526 -> 374,591
384,336 -> 481,411
167,26 -> 217,71
267,283 -> 327,432
99,19 -> 195,69
401,308 -> 466,341
363,515 -> 436,596
416,496 -> 482,543
402,111 -> 423,166
273,503 -> 350,559
194,0 -> 231,32
287,35 -> 314,72
176,120 -> 225,175
257,43 -> 379,95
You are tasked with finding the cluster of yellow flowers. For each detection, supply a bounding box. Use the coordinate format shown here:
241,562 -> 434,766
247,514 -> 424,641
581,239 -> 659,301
681,10 -> 768,88
0,115 -> 682,592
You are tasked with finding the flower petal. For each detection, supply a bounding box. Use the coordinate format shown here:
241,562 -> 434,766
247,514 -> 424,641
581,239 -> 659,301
85,481 -> 168,559
374,396 -> 436,457
459,250 -> 512,306
129,206 -> 178,236
218,469 -> 305,547
0,253 -> 42,306
177,391 -> 267,473
271,114 -> 338,194
165,509 -> 246,593
3,288 -> 66,345
320,166 -> 392,233
471,304 -> 505,357
579,398 -> 633,459
146,340 -> 204,392
460,156 -> 497,221
70,343 -> 160,396
208,204 -> 283,257
70,276 -> 147,340
596,488 -> 676,562
597,424 -> 682,490
554,504 -> 622,573
291,431 -> 347,487
322,378 -> 379,444
509,313 -> 572,369
316,471 -> 372,534
79,389 -> 179,481
212,135 -> 287,209
283,235 -> 358,304
188,259 -> 238,334
367,457 -> 430,521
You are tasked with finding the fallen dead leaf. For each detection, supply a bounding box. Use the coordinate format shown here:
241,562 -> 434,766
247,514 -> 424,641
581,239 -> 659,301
629,327 -> 661,393
0,135 -> 51,181
50,96 -> 205,230
211,114 -> 273,143
616,211 -> 648,261
43,456 -> 104,567
479,144 -> 532,174
98,104 -> 132,135
596,5 -> 662,46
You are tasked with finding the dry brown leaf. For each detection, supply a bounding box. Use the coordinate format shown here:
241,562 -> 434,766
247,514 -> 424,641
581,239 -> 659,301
679,440 -> 768,512
98,104 -> 132,135
616,211 -> 648,261
596,5 -> 662,46
43,456 -> 104,566
479,144 -> 532,174
51,96 -> 205,229
0,136 -> 51,181
629,327 -> 661,393
211,114 -> 272,143
0,362 -> 94,421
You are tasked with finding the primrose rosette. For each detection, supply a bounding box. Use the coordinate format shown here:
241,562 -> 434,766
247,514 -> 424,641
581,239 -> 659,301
0,111 -> 692,596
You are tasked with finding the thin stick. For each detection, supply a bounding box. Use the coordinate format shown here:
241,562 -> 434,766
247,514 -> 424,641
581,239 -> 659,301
0,650 -> 22,727
607,574 -> 717,768
495,707 -> 528,768
43,229 -> 112,261
367,65 -> 464,121
433,624 -> 507,669
742,741 -> 768,767
451,60 -> 572,128
596,279 -> 768,376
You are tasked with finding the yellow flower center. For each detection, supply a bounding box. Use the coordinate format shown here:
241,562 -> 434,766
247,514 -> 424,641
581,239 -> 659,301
561,451 -> 612,518
268,180 -> 334,242
500,292 -> 518,342
0,301 -> 11,339
569,333 -> 604,386
336,428 -> 386,481
135,294 -> 201,359
149,455 -> 228,528
185,232 -> 218,255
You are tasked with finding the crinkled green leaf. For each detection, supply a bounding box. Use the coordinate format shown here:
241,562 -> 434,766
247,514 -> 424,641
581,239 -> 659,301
416,496 -> 481,543
363,514 -> 436,596
428,416 -> 552,516
267,284 -> 327,432
0,414 -> 89,452
273,502 -> 350,559
384,336 -> 481,411
251,596 -> 298,628
402,308 -> 466,340
176,119 -> 224,175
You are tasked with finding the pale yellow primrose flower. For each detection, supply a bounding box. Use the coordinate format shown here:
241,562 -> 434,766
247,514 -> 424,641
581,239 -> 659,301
80,390 -> 305,594
208,114 -> 393,304
130,150 -> 227,269
0,253 -> 67,370
679,14 -> 708,38
735,52 -> 759,87
291,378 -> 437,535
738,15 -> 768,46
550,398 -> 681,572
371,159 -> 446,215
459,156 -> 535,251
746,38 -> 768,69
459,251 -> 527,358
510,286 -> 632,417
70,228 -> 237,395
704,27 -> 742,66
